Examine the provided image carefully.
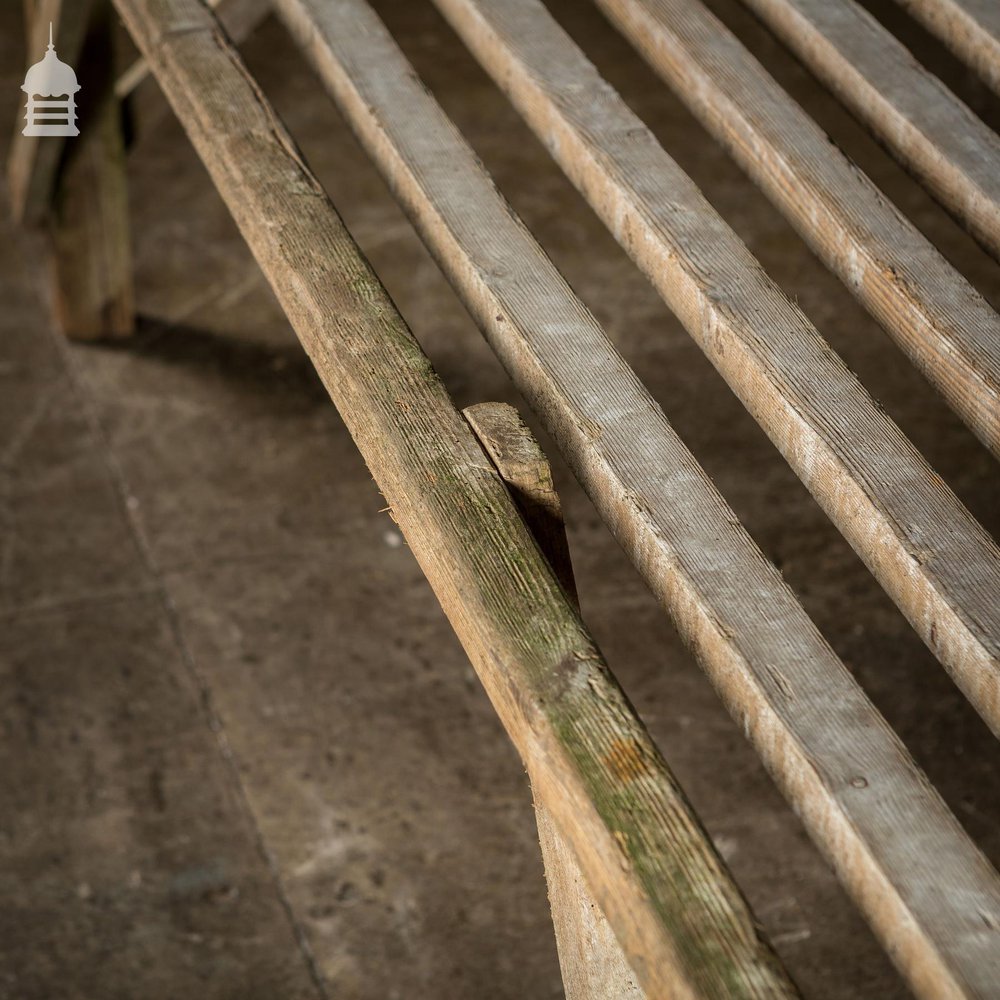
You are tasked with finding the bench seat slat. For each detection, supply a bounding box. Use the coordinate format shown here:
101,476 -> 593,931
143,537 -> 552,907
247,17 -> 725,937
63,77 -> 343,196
594,0 -> 1000,458
741,0 -> 1000,259
109,1 -> 798,996
429,0 -> 1000,748
270,0 -> 1000,995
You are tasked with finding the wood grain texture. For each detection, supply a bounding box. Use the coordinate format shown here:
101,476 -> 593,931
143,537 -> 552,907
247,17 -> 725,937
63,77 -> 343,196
271,1 -> 1000,995
463,402 -> 578,606
892,0 -> 1000,96
537,800 -> 647,999
111,1 -> 798,995
7,0 -> 91,226
465,401 -> 640,999
114,0 -> 270,98
50,0 -> 133,339
595,0 -> 1000,458
429,0 -> 1000,744
740,0 -> 1000,259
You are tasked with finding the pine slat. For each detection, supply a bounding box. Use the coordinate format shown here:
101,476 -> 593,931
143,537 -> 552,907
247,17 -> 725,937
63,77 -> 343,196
109,1 -> 798,996
740,0 -> 1000,259
594,0 -> 1000,457
429,0 -> 1000,745
272,0 -> 1000,995
892,0 -> 1000,97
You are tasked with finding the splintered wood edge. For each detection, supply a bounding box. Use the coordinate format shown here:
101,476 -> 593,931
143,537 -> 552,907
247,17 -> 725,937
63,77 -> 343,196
463,401 -> 578,605
111,1 -> 797,996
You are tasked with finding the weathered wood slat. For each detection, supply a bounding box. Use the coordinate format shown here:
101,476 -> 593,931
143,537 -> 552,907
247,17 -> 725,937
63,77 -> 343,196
892,0 -> 1000,96
465,401 -> 641,999
271,1 -> 1000,995
429,0 -> 1000,745
7,0 -> 90,225
593,0 -> 1000,458
110,2 -> 798,996
739,0 -> 1000,259
114,0 -> 271,98
536,798 -> 647,999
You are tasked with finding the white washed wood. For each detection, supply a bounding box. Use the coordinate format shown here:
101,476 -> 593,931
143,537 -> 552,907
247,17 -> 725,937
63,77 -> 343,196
595,0 -> 1000,458
272,1 -> 1000,996
892,0 -> 1000,96
740,0 -> 1000,259
110,1 -> 798,996
429,0 -> 1000,746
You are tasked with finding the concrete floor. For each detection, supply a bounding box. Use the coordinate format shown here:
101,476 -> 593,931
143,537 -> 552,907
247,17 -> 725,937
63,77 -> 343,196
1,1 -> 998,997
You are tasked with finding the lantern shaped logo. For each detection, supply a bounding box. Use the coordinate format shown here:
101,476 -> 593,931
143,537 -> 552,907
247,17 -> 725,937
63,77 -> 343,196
21,23 -> 80,138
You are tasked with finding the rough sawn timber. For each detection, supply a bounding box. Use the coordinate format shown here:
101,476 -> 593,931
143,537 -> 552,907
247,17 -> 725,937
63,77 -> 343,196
429,0 -> 1000,745
273,0 -> 1000,995
891,0 -> 1000,97
594,0 -> 1000,458
739,0 -> 1000,259
465,401 -> 642,999
114,0 -> 271,98
109,1 -> 799,996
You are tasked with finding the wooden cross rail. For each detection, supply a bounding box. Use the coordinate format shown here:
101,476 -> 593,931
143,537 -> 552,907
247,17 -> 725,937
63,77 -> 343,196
739,0 -> 1000,260
106,1 -> 801,995
593,0 -> 1000,459
892,0 -> 1000,97
264,1 -> 1000,995
428,0 -> 1000,746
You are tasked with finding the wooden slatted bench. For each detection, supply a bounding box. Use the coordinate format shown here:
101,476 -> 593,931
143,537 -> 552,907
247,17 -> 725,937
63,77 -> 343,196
9,0 -> 1000,996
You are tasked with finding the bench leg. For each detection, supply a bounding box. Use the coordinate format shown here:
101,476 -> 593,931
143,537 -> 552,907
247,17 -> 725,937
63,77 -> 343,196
50,0 -> 134,340
463,402 -> 645,1000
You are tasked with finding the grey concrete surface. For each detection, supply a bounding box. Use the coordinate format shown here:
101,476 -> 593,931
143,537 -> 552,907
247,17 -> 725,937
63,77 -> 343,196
1,0 -> 998,997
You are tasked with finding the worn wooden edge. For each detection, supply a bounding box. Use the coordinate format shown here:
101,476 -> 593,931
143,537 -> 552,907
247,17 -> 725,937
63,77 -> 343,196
594,0 -> 1000,459
269,1 -> 1000,996
111,2 -> 799,996
113,0 -> 271,98
892,0 -> 1000,96
8,0 -> 92,226
429,0 -> 1000,742
740,0 -> 1000,260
